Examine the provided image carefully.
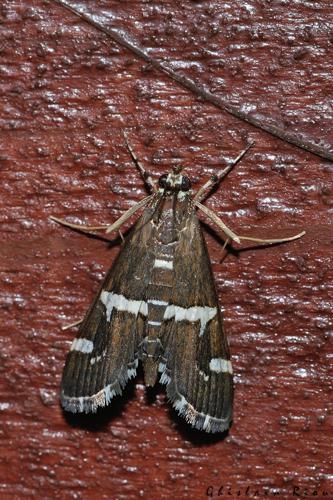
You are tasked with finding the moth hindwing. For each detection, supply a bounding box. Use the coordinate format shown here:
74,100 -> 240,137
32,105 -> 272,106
60,166 -> 233,433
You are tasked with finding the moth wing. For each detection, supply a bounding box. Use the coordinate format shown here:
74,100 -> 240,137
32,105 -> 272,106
61,207 -> 156,413
160,211 -> 233,432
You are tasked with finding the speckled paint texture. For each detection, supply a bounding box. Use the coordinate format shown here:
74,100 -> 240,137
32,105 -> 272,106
0,1 -> 332,498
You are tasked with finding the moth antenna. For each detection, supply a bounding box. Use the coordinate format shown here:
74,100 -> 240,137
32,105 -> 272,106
194,142 -> 254,202
123,131 -> 157,193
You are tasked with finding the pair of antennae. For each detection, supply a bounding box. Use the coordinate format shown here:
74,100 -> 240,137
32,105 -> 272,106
123,133 -> 186,185
123,130 -> 252,201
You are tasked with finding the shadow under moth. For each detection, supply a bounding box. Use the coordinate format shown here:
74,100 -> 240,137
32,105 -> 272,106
52,138 -> 304,433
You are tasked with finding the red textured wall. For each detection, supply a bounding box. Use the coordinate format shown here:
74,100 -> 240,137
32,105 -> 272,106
0,1 -> 332,498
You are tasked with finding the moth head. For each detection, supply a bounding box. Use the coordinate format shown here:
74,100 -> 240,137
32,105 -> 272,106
158,172 -> 191,194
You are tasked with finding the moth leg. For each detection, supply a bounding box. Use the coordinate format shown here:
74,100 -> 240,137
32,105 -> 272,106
124,132 -> 157,193
50,194 -> 152,236
195,201 -> 242,243
195,201 -> 305,244
118,230 -> 125,244
62,319 -> 83,331
193,142 -> 254,202
221,237 -> 230,253
105,194 -> 153,233
50,216 -> 109,232
235,231 -> 306,244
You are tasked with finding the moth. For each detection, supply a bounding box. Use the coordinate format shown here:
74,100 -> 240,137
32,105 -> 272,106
51,137 -> 304,433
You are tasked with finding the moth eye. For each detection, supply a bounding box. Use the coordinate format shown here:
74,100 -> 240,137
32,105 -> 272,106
158,174 -> 168,188
181,176 -> 191,191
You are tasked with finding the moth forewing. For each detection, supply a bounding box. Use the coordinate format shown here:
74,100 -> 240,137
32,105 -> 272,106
61,202 -> 158,413
160,209 -> 233,432
60,169 -> 234,432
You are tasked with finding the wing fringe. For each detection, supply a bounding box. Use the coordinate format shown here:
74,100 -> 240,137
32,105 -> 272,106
165,376 -> 232,433
61,359 -> 138,413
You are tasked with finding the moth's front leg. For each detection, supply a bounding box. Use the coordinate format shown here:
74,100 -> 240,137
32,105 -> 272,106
50,194 -> 153,236
49,216 -> 109,233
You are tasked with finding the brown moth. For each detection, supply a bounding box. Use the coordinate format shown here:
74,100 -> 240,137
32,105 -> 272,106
51,138 -> 304,433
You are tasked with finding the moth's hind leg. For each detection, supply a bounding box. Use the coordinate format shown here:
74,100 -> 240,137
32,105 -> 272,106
195,201 -> 305,245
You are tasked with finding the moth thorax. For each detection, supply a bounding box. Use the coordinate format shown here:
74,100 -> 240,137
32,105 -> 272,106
158,172 -> 191,193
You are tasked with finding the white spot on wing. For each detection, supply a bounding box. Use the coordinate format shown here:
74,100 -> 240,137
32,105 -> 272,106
209,358 -> 233,374
140,301 -> 148,315
203,414 -> 211,431
127,367 -> 137,379
199,369 -> 209,382
158,361 -> 171,385
100,291 -> 148,321
148,299 -> 169,306
78,397 -> 84,412
158,362 -> 166,372
90,356 -> 99,366
70,338 -> 94,354
160,371 -> 171,385
103,385 -> 116,404
164,305 -> 217,336
90,350 -> 106,366
154,258 -> 173,270
174,395 -> 187,413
